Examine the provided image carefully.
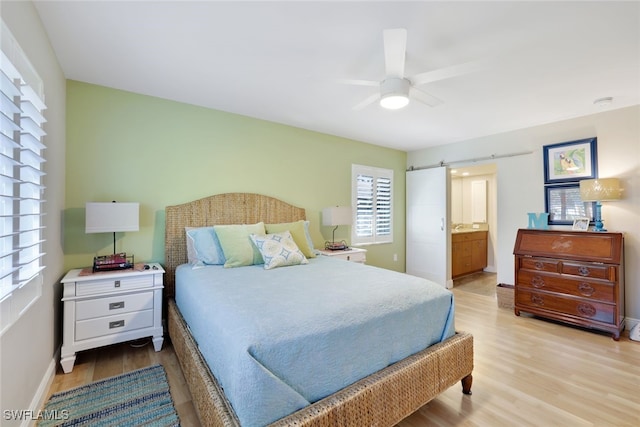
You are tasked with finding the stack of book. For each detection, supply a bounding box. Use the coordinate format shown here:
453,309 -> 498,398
93,252 -> 134,272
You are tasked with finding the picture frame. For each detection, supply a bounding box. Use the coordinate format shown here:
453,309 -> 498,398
543,137 -> 597,184
572,217 -> 590,231
545,184 -> 595,225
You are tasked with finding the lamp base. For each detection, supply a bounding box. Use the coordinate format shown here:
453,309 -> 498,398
592,202 -> 607,232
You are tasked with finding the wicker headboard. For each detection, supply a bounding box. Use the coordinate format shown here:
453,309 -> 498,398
164,193 -> 306,298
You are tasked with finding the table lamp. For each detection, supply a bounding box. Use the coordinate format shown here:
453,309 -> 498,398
579,178 -> 621,232
86,201 -> 139,254
322,206 -> 352,250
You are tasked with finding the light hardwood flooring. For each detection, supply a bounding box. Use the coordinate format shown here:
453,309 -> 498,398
45,274 -> 640,426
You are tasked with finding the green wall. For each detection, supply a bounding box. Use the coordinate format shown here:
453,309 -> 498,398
65,81 -> 407,272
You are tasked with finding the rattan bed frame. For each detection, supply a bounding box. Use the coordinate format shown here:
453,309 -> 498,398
164,193 -> 473,426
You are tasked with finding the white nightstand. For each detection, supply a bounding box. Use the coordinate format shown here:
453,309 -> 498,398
60,263 -> 165,373
318,247 -> 367,263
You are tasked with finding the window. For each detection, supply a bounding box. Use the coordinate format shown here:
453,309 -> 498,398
351,164 -> 393,245
0,21 -> 46,333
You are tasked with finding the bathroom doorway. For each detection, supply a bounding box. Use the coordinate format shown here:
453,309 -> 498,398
450,163 -> 498,275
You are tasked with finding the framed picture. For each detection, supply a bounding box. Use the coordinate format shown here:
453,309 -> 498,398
572,217 -> 590,231
543,137 -> 597,184
545,184 -> 595,225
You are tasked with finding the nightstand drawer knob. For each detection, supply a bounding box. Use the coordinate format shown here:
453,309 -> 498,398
114,280 -> 121,288
109,320 -> 125,329
109,301 -> 125,310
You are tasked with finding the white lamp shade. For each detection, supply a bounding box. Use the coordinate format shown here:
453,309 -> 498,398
322,207 -> 352,226
579,178 -> 622,202
86,202 -> 140,233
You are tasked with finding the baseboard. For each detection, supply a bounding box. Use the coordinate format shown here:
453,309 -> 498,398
626,317 -> 639,332
23,347 -> 59,427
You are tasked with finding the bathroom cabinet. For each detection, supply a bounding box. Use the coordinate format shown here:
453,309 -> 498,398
452,230 -> 488,278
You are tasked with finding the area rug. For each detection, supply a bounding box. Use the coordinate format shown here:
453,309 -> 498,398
38,364 -> 180,426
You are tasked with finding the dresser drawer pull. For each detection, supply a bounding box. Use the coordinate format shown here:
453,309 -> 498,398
577,283 -> 595,297
109,301 -> 125,310
531,276 -> 545,288
578,266 -> 590,276
114,280 -> 121,288
577,303 -> 596,317
109,320 -> 125,329
534,261 -> 544,270
530,294 -> 544,305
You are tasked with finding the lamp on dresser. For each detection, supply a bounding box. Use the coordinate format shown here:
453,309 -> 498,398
322,206 -> 352,250
579,178 -> 622,232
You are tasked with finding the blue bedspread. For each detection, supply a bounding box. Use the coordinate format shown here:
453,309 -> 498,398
175,256 -> 455,426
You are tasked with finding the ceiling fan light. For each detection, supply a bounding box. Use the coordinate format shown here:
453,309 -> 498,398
379,77 -> 411,110
380,94 -> 410,109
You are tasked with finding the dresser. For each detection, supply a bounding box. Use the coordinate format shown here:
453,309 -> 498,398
513,229 -> 624,340
60,263 -> 165,373
452,230 -> 488,278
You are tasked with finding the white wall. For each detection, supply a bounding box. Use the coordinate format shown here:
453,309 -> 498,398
408,105 -> 640,324
0,2 -> 66,423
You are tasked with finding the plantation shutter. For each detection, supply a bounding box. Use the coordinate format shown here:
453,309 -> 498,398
352,165 -> 393,245
0,20 -> 47,333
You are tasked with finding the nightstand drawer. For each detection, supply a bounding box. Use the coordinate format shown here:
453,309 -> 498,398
335,251 -> 366,263
75,309 -> 154,341
76,275 -> 154,296
76,292 -> 154,321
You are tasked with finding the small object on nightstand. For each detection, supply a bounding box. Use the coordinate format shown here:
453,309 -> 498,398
60,262 -> 165,373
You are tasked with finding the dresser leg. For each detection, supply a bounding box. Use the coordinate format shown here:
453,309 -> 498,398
60,353 -> 76,374
152,336 -> 164,352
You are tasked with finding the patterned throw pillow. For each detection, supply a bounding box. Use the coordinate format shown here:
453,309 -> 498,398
250,231 -> 309,270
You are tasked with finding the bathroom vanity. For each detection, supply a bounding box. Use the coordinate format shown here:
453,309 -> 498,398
452,230 -> 488,278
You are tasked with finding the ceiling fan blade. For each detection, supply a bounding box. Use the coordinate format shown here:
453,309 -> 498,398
411,87 -> 444,107
411,59 -> 487,87
335,78 -> 379,87
383,28 -> 407,78
353,93 -> 380,111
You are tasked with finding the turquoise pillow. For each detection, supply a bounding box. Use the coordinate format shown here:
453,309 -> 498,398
250,231 -> 309,270
214,222 -> 266,268
186,227 -> 226,266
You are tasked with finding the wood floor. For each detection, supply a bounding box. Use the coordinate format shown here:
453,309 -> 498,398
45,272 -> 640,426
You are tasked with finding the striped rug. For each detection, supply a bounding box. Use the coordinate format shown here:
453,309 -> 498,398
38,364 -> 180,426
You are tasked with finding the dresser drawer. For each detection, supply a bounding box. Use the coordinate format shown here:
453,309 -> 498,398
516,270 -> 614,303
519,257 -> 560,273
76,292 -> 154,321
76,275 -> 154,296
561,262 -> 612,280
75,309 -> 154,341
516,289 -> 614,324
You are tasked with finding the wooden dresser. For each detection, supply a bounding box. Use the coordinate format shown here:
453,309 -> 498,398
513,229 -> 624,340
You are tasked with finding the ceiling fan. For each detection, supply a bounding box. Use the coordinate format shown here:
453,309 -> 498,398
343,28 -> 483,110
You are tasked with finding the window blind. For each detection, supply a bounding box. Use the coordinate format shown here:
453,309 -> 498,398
0,21 -> 46,332
352,165 -> 393,245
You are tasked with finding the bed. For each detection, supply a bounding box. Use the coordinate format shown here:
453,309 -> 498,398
165,193 -> 473,427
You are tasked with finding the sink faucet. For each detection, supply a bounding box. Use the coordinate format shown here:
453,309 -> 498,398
454,224 -> 463,231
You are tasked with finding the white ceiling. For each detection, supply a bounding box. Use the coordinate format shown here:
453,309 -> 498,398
33,1 -> 640,152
